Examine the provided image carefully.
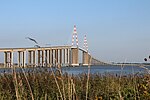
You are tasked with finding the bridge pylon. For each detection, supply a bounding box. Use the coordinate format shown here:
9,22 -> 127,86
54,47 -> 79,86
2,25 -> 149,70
72,25 -> 79,47
83,34 -> 88,52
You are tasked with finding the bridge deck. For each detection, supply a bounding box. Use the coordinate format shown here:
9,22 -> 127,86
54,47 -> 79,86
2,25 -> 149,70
0,45 -> 72,52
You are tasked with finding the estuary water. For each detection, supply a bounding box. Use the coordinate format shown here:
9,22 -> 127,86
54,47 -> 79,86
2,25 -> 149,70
62,65 -> 150,75
0,65 -> 150,75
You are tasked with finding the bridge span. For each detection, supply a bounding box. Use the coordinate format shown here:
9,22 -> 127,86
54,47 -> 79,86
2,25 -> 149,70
0,45 -> 106,68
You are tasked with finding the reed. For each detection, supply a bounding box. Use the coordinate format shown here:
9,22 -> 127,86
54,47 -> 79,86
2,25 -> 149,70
86,57 -> 92,100
0,67 -> 150,99
12,65 -> 20,100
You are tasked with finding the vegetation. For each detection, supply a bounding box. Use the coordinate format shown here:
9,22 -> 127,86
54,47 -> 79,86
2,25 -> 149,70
0,67 -> 150,100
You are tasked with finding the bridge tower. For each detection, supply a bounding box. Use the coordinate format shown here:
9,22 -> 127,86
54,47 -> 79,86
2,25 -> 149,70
72,25 -> 79,47
83,35 -> 88,52
71,25 -> 79,66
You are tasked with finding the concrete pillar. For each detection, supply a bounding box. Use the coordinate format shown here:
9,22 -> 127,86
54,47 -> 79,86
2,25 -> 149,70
83,51 -> 89,66
4,52 -> 7,68
10,51 -> 13,67
18,51 -> 21,67
45,50 -> 48,67
38,50 -> 40,66
8,52 -> 10,67
24,51 -> 26,67
28,51 -> 32,66
55,49 -> 58,66
7,52 -> 9,67
63,49 -> 65,64
60,49 -> 62,65
51,49 -> 53,66
66,49 -> 68,64
71,48 -> 79,66
9,52 -> 11,67
56,49 -> 58,64
33,51 -> 36,67
42,50 -> 44,66
48,50 -> 51,67
69,49 -> 71,65
22,51 -> 24,67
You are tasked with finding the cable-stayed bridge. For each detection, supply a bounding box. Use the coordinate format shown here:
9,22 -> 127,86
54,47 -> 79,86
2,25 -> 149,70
0,25 -> 107,68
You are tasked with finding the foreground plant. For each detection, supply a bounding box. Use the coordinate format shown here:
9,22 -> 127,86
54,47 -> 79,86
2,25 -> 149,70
0,69 -> 150,99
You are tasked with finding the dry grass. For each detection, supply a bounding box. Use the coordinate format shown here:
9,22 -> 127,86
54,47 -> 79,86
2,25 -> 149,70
0,65 -> 150,99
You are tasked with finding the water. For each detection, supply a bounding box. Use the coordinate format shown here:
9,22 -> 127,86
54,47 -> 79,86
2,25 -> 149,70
61,65 -> 150,75
0,65 -> 150,75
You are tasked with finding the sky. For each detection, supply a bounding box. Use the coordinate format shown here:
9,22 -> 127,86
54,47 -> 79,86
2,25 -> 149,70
0,0 -> 150,63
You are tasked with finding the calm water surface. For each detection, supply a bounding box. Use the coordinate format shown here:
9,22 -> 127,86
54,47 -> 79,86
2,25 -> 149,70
0,65 -> 150,75
62,65 -> 150,75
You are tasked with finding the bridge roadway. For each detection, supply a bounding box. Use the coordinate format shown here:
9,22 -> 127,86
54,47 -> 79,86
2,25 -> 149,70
0,45 -> 94,68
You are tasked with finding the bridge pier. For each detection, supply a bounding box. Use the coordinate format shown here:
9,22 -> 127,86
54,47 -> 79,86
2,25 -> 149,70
4,52 -> 7,68
38,50 -> 40,66
4,51 -> 13,68
51,49 -> 54,66
54,49 -> 57,66
18,51 -> 21,67
33,51 -> 36,67
22,51 -> 26,67
66,49 -> 69,65
63,49 -> 65,65
71,48 -> 79,66
18,51 -> 26,67
45,50 -> 48,67
27,50 -> 36,67
58,49 -> 61,66
82,51 -> 91,66
28,51 -> 31,66
42,50 -> 44,66
11,51 -> 13,67
48,50 -> 50,67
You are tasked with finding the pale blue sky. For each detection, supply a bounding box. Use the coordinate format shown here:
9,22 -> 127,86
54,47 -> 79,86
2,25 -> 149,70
0,0 -> 150,63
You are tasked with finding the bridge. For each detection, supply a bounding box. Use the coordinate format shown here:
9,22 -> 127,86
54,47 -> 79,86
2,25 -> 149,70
0,46 -> 106,68
0,25 -> 107,68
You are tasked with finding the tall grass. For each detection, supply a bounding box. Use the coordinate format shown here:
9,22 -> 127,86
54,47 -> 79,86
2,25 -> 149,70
86,57 -> 92,100
0,67 -> 150,99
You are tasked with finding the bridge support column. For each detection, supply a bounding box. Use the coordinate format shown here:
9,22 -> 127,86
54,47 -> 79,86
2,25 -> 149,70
18,51 -> 21,67
59,49 -> 62,66
48,50 -> 51,67
55,49 -> 58,66
6,52 -> 10,67
4,52 -> 7,68
38,50 -> 40,66
71,48 -> 79,66
5,52 -> 13,68
42,50 -> 44,66
5,52 -> 10,67
63,49 -> 65,65
45,50 -> 48,67
48,50 -> 50,67
10,51 -> 13,67
51,49 -> 54,66
22,51 -> 26,67
33,51 -> 36,67
28,51 -> 31,67
69,49 -> 71,65
18,51 -> 26,67
66,49 -> 71,65
83,51 -> 90,66
66,49 -> 68,65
